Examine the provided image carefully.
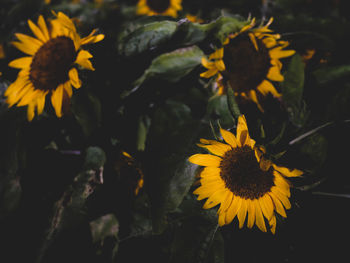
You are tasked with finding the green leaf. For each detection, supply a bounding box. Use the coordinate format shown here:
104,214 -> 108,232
118,20 -> 177,57
144,100 -> 204,233
174,20 -> 211,46
313,64 -> 350,86
136,115 -> 151,151
207,95 -> 235,129
71,91 -> 102,138
134,45 -> 204,86
210,16 -> 249,46
299,133 -> 328,170
281,54 -> 307,126
326,84 -> 350,120
226,86 -> 241,120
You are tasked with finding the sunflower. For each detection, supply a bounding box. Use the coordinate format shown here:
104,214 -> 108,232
5,12 -> 104,121
188,115 -> 303,233
200,18 -> 295,111
136,0 -> 182,18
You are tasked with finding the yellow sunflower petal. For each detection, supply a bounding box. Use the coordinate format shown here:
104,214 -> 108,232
220,128 -> 238,148
214,60 -> 226,71
28,19 -> 48,42
237,199 -> 248,228
209,48 -> 224,60
247,200 -> 256,228
12,41 -> 38,56
55,12 -> 77,32
69,68 -> 82,89
15,33 -> 43,49
36,91 -> 47,115
200,166 -> 221,178
17,89 -> 40,106
37,15 -> 50,41
225,196 -> 242,225
236,115 -> 250,146
188,154 -> 222,167
273,171 -> 291,197
7,83 -> 33,106
80,29 -> 105,45
27,101 -> 36,121
197,142 -> 231,157
219,191 -> 233,214
200,68 -> 218,78
63,82 -> 73,98
269,47 -> 295,59
248,90 -> 264,112
8,57 -> 32,69
262,37 -> 278,49
4,74 -> 29,97
273,165 -> 303,177
203,189 -> 228,209
75,50 -> 95,70
218,210 -> 227,227
254,199 -> 267,232
269,215 -> 277,234
271,186 -> 291,209
259,195 -> 274,220
51,84 -> 64,118
194,183 -> 225,200
257,80 -> 281,97
267,66 -> 284,82
201,57 -> 215,69
269,192 -> 287,217
248,33 -> 259,51
200,176 -> 222,185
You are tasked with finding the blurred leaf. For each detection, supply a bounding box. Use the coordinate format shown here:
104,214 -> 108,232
326,84 -> 350,120
282,54 -> 305,106
37,146 -> 106,263
71,91 -> 102,138
134,45 -> 204,86
0,176 -> 21,218
313,64 -> 350,86
118,16 -> 249,57
90,214 -> 119,261
226,86 -> 241,120
165,161 -> 198,216
207,95 -> 235,129
0,81 -> 9,116
281,54 -> 308,126
90,214 -> 119,244
145,100 -> 203,233
174,19 -> 211,46
299,133 -> 328,170
136,114 -> 151,151
169,216 -> 221,263
210,16 -> 249,46
118,20 -> 177,57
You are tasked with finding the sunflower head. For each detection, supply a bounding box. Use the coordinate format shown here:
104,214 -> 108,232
5,12 -> 104,121
200,18 -> 295,111
136,0 -> 182,18
189,115 -> 303,233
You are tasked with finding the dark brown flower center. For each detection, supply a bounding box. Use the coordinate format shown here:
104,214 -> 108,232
222,33 -> 271,93
146,0 -> 170,13
29,36 -> 77,91
219,145 -> 274,200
